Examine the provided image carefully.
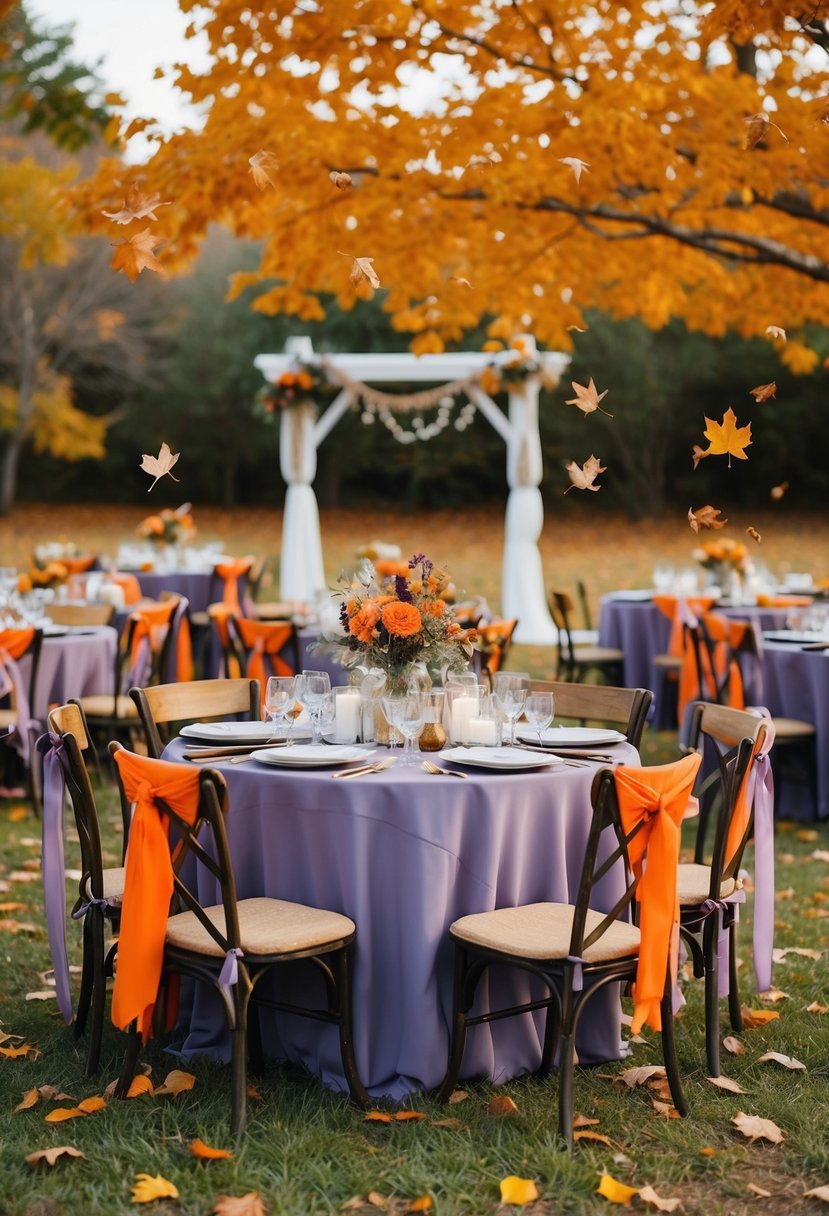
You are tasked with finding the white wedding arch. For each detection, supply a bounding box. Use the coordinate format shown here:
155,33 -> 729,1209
254,335 -> 570,645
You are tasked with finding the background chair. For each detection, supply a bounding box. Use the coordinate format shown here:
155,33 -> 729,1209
46,602 -> 116,627
478,618 -> 518,690
0,625 -> 43,802
436,755 -> 698,1147
679,702 -> 770,1077
43,702 -> 128,1073
109,745 -> 369,1135
130,677 -> 261,758
528,680 -> 652,749
229,616 -> 300,708
549,590 -> 624,684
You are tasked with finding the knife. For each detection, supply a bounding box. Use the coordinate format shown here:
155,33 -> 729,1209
182,741 -> 289,759
513,743 -> 618,761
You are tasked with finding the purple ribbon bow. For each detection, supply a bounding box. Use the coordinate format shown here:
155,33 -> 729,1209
218,947 -> 244,1002
37,731 -> 73,1023
743,710 -> 776,993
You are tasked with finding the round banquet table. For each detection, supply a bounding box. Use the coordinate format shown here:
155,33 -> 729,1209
24,626 -> 117,721
128,570 -> 224,615
163,737 -> 639,1100
760,641 -> 829,820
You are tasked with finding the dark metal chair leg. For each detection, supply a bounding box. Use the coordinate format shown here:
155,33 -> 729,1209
74,917 -> 95,1038
556,983 -> 576,1149
703,918 -> 720,1077
229,986 -> 248,1137
727,920 -> 743,1032
436,945 -> 471,1102
113,1021 -> 142,1099
85,912 -> 106,1075
335,947 -> 370,1108
660,977 -> 687,1117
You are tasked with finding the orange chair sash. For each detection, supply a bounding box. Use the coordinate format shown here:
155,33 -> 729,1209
613,751 -> 702,1034
0,626 -> 37,761
233,618 -> 294,705
127,599 -> 193,685
110,571 -> 142,605
215,558 -> 253,613
110,751 -> 202,1041
653,594 -> 717,658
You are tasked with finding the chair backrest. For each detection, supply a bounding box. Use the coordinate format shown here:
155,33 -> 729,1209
47,702 -> 108,901
130,677 -> 262,758
478,618 -> 519,687
549,590 -> 577,667
685,702 -> 769,889
210,556 -> 255,612
229,617 -> 300,704
47,603 -> 115,627
114,599 -> 180,701
0,625 -> 43,713
576,580 -> 593,633
528,680 -> 653,748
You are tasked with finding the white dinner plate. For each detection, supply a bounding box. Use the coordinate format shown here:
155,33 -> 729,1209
180,719 -> 312,744
439,746 -> 563,771
250,744 -> 366,768
515,727 -> 627,747
762,630 -> 826,645
606,589 -> 654,602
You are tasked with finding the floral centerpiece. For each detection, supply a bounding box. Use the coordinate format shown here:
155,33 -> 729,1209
17,561 -> 69,593
693,538 -> 749,592
137,504 -> 196,547
255,360 -> 328,420
317,553 -> 477,687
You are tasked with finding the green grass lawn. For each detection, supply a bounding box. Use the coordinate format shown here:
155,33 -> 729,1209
1,757 -> 828,1216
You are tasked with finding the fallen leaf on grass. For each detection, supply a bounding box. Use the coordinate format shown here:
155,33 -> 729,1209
7,807 -> 28,822
746,527 -> 762,543
564,454 -> 606,493
759,987 -> 788,1003
368,1194 -> 387,1209
749,382 -> 777,403
812,849 -> 829,862
213,1196 -> 266,1216
447,1089 -> 468,1104
707,1075 -> 745,1093
617,1064 -> 666,1088
637,1185 -> 682,1212
394,1111 -> 425,1122
740,1007 -> 780,1028
565,378 -> 613,419
16,1089 -> 40,1111
747,1183 -> 772,1197
111,229 -> 165,282
407,1200 -> 433,1212
596,1173 -> 638,1203
758,1052 -> 805,1070
140,441 -> 180,491
574,1129 -> 614,1144
774,947 -> 822,961
364,1111 -> 392,1123
189,1138 -> 233,1160
25,991 -> 56,1002
154,1069 -> 195,1095
0,919 -> 39,933
804,1186 -> 829,1203
499,1176 -> 539,1205
689,505 -> 727,533
573,1113 -> 600,1127
699,1147 -> 717,1157
130,1173 -> 180,1203
1,1044 -> 40,1059
732,1111 -> 784,1143
25,1146 -> 86,1167
806,1002 -> 828,1014
0,902 -> 26,912
651,1100 -> 680,1118
723,1036 -> 745,1055
487,1094 -> 519,1117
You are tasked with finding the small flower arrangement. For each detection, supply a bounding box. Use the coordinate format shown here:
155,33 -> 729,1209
137,504 -> 196,547
17,561 -> 69,593
478,337 -> 560,396
255,360 -> 327,419
318,553 -> 477,682
693,538 -> 749,573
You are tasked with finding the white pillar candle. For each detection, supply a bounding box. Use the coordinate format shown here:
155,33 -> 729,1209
450,695 -> 479,745
468,717 -> 497,746
334,690 -> 361,743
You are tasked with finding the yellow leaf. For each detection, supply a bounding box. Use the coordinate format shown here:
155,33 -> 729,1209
189,1138 -> 233,1160
44,1107 -> 86,1123
487,1094 -> 519,1117
76,1096 -> 106,1113
130,1173 -> 180,1203
699,1147 -> 717,1157
759,987 -> 788,1004
700,407 -> 752,465
806,1002 -> 828,1014
25,1146 -> 86,1167
394,1110 -> 426,1122
407,1198 -> 433,1212
364,1110 -> 393,1123
154,1069 -> 195,1095
0,1044 -> 39,1059
596,1174 -> 638,1204
574,1129 -> 613,1145
499,1175 -> 539,1205
213,1194 -> 267,1216
749,382 -> 776,403
731,1111 -> 784,1143
740,1007 -> 780,1028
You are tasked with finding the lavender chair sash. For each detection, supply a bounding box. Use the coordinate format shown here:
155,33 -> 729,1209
37,731 -> 73,1023
743,710 -> 776,993
0,648 -> 36,764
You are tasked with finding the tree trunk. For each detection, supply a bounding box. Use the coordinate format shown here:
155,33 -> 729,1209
0,436 -> 22,517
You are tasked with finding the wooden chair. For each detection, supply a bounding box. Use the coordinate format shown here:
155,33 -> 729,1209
435,754 -> 700,1147
679,702 -> 771,1077
47,603 -> 116,627
550,590 -> 624,684
109,745 -> 369,1134
130,677 -> 261,759
229,617 -> 300,708
42,702 -> 128,1074
528,680 -> 653,749
0,625 -> 43,803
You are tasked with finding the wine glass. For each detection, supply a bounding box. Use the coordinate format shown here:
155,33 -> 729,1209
523,691 -> 554,747
492,671 -> 529,747
297,670 -> 331,744
264,676 -> 295,742
381,692 -> 427,766
318,689 -> 337,739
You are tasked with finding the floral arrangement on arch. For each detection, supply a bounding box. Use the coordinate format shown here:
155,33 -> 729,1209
478,336 -> 560,396
693,538 -> 749,573
255,360 -> 328,420
318,553 -> 477,682
137,504 -> 196,547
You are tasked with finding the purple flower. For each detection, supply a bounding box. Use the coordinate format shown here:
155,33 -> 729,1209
395,574 -> 414,603
408,552 -> 432,579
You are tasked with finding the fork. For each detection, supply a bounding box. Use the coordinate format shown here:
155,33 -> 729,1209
422,759 -> 469,779
332,757 -> 396,780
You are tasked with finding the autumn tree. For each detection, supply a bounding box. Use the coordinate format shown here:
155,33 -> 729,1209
79,1 -> 829,368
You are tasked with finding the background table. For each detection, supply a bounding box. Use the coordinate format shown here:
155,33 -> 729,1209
761,642 -> 829,819
28,627 -> 117,720
129,570 -> 225,615
165,738 -> 638,1099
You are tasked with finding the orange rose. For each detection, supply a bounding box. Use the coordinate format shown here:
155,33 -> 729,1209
280,372 -> 297,387
17,573 -> 32,594
381,601 -> 422,638
420,598 -> 446,617
297,370 -> 313,390
375,560 -> 410,578
479,367 -> 502,395
349,603 -> 381,643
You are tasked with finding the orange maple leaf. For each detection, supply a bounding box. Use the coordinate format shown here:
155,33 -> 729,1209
744,112 -> 788,149
25,1146 -> 86,1167
101,185 -> 171,224
110,229 -> 164,282
565,378 -> 613,419
750,382 -> 777,403
563,454 -> 606,493
689,505 -> 727,533
699,407 -> 752,466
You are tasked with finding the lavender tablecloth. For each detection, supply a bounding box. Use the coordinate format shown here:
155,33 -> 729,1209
761,642 -> 829,819
129,571 -> 221,615
163,738 -> 638,1099
23,627 -> 117,720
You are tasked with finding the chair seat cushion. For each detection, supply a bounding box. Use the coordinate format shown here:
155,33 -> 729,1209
572,646 -> 624,664
0,710 -> 20,728
653,653 -> 682,670
83,867 -> 126,906
75,695 -> 138,720
771,717 -> 816,739
677,864 -> 737,905
165,897 -> 356,958
450,902 -> 640,962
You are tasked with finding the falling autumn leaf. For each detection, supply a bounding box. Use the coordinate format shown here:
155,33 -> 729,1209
559,156 -> 590,183
691,444 -> 709,469
749,382 -> 777,403
102,185 -> 171,224
637,1185 -> 682,1212
758,1052 -> 806,1070
699,407 -> 752,466
746,527 -> 762,543
596,1173 -> 638,1204
25,1146 -> 86,1167
213,1197 -> 267,1216
130,1173 -> 180,1204
499,1176 -> 539,1205
732,1111 -> 784,1144
565,378 -> 613,419
111,229 -> 165,282
348,255 -> 381,290
329,170 -> 353,189
487,1094 -> 519,1118
449,276 -> 473,288
189,1138 -> 233,1160
706,1075 -> 745,1094
765,325 -> 787,342
140,441 -> 180,491
248,150 -> 278,189
154,1069 -> 196,1095
745,112 -> 788,149
770,481 -> 789,500
689,505 -> 727,533
564,454 -> 606,493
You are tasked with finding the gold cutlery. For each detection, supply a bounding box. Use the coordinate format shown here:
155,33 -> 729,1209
183,741 -> 288,759
421,760 -> 468,779
332,757 -> 396,780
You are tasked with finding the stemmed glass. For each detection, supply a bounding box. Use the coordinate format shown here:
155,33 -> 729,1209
523,691 -> 554,747
381,692 -> 427,766
492,671 -> 530,747
297,670 -> 331,744
264,676 -> 296,742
